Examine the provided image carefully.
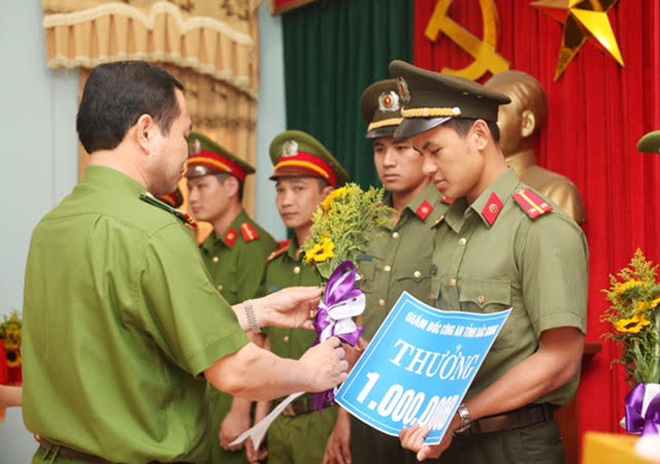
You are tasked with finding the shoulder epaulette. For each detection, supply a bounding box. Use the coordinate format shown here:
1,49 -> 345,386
513,189 -> 553,220
139,193 -> 197,228
267,239 -> 292,263
416,200 -> 434,221
240,223 -> 260,243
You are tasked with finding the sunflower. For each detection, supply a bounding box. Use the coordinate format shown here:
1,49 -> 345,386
612,280 -> 648,297
305,236 -> 335,264
321,187 -> 348,212
615,314 -> 652,334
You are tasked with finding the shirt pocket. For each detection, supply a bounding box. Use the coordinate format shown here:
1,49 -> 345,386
459,278 -> 513,349
394,263 -> 435,305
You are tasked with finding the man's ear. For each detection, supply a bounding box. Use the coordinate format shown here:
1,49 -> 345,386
521,109 -> 536,138
321,185 -> 335,199
224,175 -> 241,199
471,120 -> 490,151
135,114 -> 156,154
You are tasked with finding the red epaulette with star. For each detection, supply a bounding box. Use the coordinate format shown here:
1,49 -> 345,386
482,192 -> 503,226
224,228 -> 238,247
416,200 -> 434,221
513,189 -> 553,220
240,223 -> 260,243
267,240 -> 292,263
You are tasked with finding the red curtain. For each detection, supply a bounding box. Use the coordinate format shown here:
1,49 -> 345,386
415,0 -> 660,441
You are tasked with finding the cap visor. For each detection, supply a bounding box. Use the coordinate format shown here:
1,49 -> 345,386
366,126 -> 398,139
394,117 -> 452,139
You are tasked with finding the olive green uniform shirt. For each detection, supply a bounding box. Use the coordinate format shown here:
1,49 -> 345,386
23,166 -> 249,464
431,168 -> 588,406
358,182 -> 450,341
200,210 -> 277,305
261,239 -> 335,464
351,182 -> 448,464
199,210 -> 276,464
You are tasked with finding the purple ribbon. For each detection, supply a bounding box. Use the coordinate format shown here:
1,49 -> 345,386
625,383 -> 660,436
312,261 -> 365,411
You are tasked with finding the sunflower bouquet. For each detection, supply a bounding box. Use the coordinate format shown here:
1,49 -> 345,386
302,183 -> 394,409
303,183 -> 395,279
602,249 -> 660,437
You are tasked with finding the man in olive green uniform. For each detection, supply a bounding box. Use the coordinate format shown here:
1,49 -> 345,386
22,61 -> 349,464
185,132 -> 278,464
249,130 -> 350,464
390,61 -> 589,464
323,80 -> 450,464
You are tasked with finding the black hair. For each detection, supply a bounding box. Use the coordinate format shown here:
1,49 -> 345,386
76,61 -> 185,154
216,173 -> 245,202
444,118 -> 501,143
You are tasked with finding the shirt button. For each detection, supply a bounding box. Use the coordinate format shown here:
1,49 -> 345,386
478,295 -> 486,304
449,278 -> 457,287
383,265 -> 391,272
293,266 -> 301,275
379,299 -> 386,307
217,284 -> 223,292
458,237 -> 467,246
414,271 -> 422,279
392,232 -> 400,239
430,292 -> 436,301
283,336 -> 290,343
212,256 -> 219,263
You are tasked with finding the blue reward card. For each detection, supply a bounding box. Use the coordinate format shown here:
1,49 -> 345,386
335,291 -> 511,444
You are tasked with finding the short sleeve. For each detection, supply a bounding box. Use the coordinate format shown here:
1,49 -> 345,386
138,224 -> 249,376
517,214 -> 589,337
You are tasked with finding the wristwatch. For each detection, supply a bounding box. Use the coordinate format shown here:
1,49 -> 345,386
456,403 -> 472,431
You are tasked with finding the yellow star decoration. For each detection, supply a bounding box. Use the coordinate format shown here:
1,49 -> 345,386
532,0 -> 624,81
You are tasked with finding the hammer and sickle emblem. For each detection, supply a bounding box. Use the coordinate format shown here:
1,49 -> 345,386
425,0 -> 510,81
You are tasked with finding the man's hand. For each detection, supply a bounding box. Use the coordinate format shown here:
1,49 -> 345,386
322,408 -> 352,464
219,402 -> 252,451
245,437 -> 268,463
399,413 -> 461,461
255,286 -> 323,330
299,336 -> 349,392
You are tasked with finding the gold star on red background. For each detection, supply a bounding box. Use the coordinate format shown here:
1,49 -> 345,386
532,0 -> 624,80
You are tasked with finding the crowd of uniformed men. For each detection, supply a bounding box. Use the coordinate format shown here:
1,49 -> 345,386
20,58 -> 600,464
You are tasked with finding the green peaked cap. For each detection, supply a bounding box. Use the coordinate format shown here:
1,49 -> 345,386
638,131 -> 660,154
389,60 -> 510,139
268,130 -> 350,187
186,131 -> 255,182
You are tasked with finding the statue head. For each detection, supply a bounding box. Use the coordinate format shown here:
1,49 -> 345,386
485,70 -> 548,158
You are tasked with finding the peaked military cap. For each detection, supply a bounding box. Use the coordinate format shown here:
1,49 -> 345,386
361,79 -> 403,139
185,131 -> 255,183
389,60 -> 511,139
268,130 -> 350,187
638,130 -> 660,154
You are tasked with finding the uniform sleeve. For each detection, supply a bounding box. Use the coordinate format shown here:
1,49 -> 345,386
517,214 -> 589,337
138,224 -> 249,376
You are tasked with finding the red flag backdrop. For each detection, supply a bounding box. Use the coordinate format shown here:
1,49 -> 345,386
415,0 -> 660,446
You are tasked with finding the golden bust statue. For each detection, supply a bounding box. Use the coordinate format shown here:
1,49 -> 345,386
486,70 -> 586,224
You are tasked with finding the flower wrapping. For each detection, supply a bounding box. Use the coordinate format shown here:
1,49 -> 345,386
303,183 -> 394,410
625,383 -> 660,436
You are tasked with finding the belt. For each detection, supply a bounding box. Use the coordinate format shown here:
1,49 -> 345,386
37,437 -> 193,464
280,396 -> 335,417
455,403 -> 555,437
